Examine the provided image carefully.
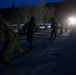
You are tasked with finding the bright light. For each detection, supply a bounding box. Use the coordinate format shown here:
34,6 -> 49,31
68,17 -> 76,24
69,18 -> 73,21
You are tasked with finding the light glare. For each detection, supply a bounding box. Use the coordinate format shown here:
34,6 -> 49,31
68,17 -> 76,24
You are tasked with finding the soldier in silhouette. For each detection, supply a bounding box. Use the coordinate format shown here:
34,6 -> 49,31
23,16 -> 36,51
51,18 -> 57,38
60,20 -> 64,35
0,17 -> 28,73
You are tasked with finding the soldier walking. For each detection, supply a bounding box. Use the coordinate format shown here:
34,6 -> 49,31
51,18 -> 57,38
23,16 -> 36,51
0,17 -> 28,73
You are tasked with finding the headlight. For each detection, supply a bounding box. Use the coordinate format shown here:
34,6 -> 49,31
68,17 -> 76,25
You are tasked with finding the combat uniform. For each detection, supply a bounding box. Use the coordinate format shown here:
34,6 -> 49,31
51,19 -> 57,38
23,16 -> 36,51
0,17 -> 27,72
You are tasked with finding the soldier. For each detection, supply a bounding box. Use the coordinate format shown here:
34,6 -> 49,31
23,16 -> 36,51
51,18 -> 57,38
0,17 -> 28,73
60,20 -> 64,35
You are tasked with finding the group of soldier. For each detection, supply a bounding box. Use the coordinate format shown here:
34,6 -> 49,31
0,16 -> 67,73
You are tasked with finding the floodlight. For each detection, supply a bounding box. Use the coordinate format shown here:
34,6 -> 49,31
68,17 -> 76,25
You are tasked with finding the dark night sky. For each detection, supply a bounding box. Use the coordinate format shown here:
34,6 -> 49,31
0,0 -> 63,8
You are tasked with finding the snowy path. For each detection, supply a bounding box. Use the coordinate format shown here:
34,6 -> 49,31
60,29 -> 76,75
0,31 -> 70,75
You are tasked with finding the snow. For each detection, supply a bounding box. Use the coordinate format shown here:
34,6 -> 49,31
0,30 -> 71,75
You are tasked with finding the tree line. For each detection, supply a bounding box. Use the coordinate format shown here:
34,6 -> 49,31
10,0 -> 55,24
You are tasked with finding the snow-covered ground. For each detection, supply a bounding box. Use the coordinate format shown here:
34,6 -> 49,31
0,30 -> 71,75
